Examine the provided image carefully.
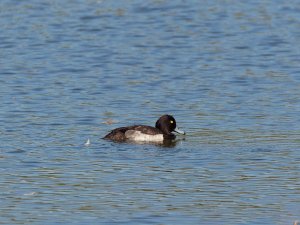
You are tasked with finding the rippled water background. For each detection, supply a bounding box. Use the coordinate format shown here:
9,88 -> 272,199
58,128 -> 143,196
1,0 -> 300,224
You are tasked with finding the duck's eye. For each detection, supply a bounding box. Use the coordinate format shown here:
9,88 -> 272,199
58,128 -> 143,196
170,120 -> 174,124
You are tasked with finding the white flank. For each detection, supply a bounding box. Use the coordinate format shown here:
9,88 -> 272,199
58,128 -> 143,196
125,130 -> 164,142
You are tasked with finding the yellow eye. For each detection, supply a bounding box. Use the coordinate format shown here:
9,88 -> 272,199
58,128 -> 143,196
170,120 -> 174,124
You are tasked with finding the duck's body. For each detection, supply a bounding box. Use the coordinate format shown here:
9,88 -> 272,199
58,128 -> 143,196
104,115 -> 184,143
104,125 -> 166,142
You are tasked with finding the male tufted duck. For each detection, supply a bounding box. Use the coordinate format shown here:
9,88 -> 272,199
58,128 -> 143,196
104,115 -> 185,142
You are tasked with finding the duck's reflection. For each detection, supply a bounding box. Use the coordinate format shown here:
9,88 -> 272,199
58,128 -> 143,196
108,137 -> 186,148
159,138 -> 185,148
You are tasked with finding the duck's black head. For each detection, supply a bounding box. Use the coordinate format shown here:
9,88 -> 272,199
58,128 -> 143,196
155,115 -> 185,135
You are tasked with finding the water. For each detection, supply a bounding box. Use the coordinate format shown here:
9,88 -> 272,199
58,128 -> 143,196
1,0 -> 300,224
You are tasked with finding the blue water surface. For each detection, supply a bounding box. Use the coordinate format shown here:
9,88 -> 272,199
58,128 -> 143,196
0,0 -> 300,224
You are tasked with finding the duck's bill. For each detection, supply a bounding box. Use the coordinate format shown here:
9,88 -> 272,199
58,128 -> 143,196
174,127 -> 185,135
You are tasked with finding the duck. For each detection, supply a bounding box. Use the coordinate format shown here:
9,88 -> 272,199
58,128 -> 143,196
103,114 -> 185,142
